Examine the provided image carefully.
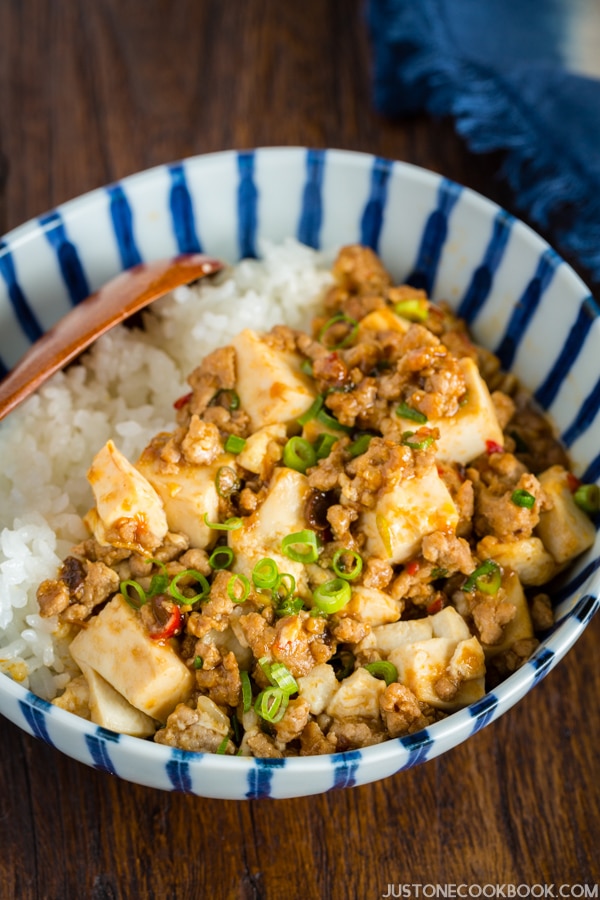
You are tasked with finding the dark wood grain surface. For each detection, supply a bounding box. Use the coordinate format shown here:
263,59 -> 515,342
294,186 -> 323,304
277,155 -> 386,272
0,2 -> 598,898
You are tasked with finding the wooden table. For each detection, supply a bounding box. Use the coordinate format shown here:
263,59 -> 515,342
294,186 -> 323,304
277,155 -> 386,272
1,2 -> 598,897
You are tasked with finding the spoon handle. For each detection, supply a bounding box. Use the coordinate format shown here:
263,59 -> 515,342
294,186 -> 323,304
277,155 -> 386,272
0,254 -> 223,422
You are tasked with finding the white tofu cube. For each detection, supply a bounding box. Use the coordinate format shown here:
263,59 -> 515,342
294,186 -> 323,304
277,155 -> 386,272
343,585 -> 402,626
79,662 -> 156,737
371,619 -> 434,655
447,637 -> 485,682
361,465 -> 459,564
325,667 -> 385,720
358,307 -> 410,336
481,570 -> 534,657
236,423 -> 286,475
297,663 -> 340,715
69,595 -> 194,722
390,637 -> 485,710
536,466 -> 596,565
232,329 -> 317,430
477,535 -> 558,586
429,605 -> 472,642
85,440 -> 168,553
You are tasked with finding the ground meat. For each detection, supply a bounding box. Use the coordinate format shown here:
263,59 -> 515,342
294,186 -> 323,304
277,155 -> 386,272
299,721 -> 337,755
487,637 -> 540,684
341,438 -> 413,510
473,471 -> 550,541
530,593 -> 554,632
273,697 -> 311,744
194,650 -> 241,707
307,439 -> 348,492
245,730 -> 284,758
324,377 -> 379,428
154,703 -> 233,754
37,579 -> 70,618
330,616 -> 369,644
270,613 -> 332,678
178,548 -> 211,576
181,416 -> 223,465
379,683 -> 427,737
186,570 -> 236,637
421,532 -> 474,576
362,557 -> 394,590
44,559 -> 120,624
237,612 -> 277,661
326,504 -> 358,544
311,352 -> 350,391
327,718 -> 386,750
186,346 -> 237,416
468,591 -> 516,645
491,390 -> 516,430
509,390 -> 570,473
389,561 -> 437,607
332,244 -> 392,296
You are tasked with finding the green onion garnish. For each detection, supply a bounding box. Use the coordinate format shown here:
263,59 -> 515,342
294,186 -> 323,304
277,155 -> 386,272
227,573 -> 251,604
209,546 -> 235,570
269,662 -> 298,696
314,433 -> 338,460
463,560 -> 502,595
275,572 -> 296,600
224,434 -> 246,454
394,298 -> 429,321
316,408 -> 352,433
168,569 -> 210,606
317,313 -> 359,350
215,465 -> 241,498
396,402 -> 428,424
347,433 -> 374,458
252,558 -> 280,590
120,579 -> 147,610
283,436 -> 317,473
210,388 -> 240,411
281,529 -> 320,563
331,548 -> 363,581
573,483 -> 600,514
216,736 -> 230,754
364,660 -> 398,686
148,559 -> 169,596
203,513 -> 243,531
254,687 -> 289,723
511,489 -> 536,510
240,670 -> 252,712
193,655 -> 204,670
312,577 -> 351,614
401,430 -> 435,451
275,596 -> 304,617
297,394 -> 324,427
301,359 -> 314,377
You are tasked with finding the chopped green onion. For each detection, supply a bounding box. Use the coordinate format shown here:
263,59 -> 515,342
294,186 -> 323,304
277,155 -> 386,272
329,649 -> 355,681
275,572 -> 296,600
283,436 -> 317,473
209,546 -> 235,570
312,577 -> 351,614
314,433 -> 338,460
215,465 -> 241,498
401,430 -> 435,451
316,408 -> 352,433
203,513 -> 243,531
364,660 -> 398,686
347,433 -> 374,458
281,529 -> 320,564
148,559 -> 169,596
120,579 -> 147,610
317,313 -> 359,349
297,394 -> 324,427
254,687 -> 289,723
430,567 -> 449,580
210,388 -> 240,410
168,569 -> 210,606
396,402 -> 428,424
269,662 -> 298,695
573,483 -> 600,514
394,298 -> 429,322
240,670 -> 252,712
216,736 -> 230,754
511,489 -> 536,510
463,560 -> 502,595
224,434 -> 246,454
193,655 -> 204,670
301,359 -> 314,377
252,558 -> 280,590
275,596 -> 304,617
227,573 -> 251,604
332,548 -> 363,581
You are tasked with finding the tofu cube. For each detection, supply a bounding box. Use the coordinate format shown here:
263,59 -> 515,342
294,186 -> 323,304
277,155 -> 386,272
371,619 -> 434,655
85,440 -> 168,553
395,357 -> 504,465
481,570 -> 534,657
535,466 -> 596,565
358,307 -> 410,336
69,595 -> 194,722
390,637 -> 485,710
297,663 -> 340,715
343,585 -> 402,626
477,535 -> 558,586
325,667 -> 385,720
429,605 -> 472,642
79,662 -> 156,737
137,436 -> 237,549
236,423 -> 286,476
361,465 -> 459,565
231,329 -> 317,430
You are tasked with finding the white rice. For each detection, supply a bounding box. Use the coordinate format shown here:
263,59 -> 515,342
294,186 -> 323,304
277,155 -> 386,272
0,239 -> 335,699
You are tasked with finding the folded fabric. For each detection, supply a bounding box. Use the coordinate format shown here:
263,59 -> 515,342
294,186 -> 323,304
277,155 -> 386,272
368,0 -> 600,285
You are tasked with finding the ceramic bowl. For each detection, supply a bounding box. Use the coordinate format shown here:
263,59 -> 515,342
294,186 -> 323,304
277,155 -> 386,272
0,147 -> 598,799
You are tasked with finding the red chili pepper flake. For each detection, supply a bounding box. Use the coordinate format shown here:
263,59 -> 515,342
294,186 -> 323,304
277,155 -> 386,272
485,439 -> 504,455
405,560 -> 420,576
567,472 -> 581,493
173,391 -> 193,410
426,596 -> 444,615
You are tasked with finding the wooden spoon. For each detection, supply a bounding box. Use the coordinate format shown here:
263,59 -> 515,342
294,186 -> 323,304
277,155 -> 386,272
0,253 -> 224,422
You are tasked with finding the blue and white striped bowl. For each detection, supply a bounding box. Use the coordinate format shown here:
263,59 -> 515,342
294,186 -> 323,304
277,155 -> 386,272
0,147 -> 598,799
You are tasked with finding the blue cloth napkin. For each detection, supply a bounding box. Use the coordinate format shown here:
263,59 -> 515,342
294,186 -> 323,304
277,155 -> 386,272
368,0 -> 600,285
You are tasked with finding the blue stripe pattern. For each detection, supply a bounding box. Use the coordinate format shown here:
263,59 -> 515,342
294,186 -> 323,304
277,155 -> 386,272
535,299 -> 596,409
168,163 -> 202,253
166,749 -> 193,792
297,148 -> 325,249
399,730 -> 433,768
0,241 -> 43,342
237,151 -> 258,259
19,695 -> 52,743
108,184 -> 142,269
85,731 -> 118,775
407,178 -> 461,295
331,750 -> 362,790
582,452 -> 600,485
572,593 -> 600,625
245,757 -> 286,799
529,648 -> 556,687
494,248 -> 559,370
561,375 -> 600,447
468,693 -> 499,734
39,211 -> 90,305
360,156 -> 393,253
457,209 -> 513,323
